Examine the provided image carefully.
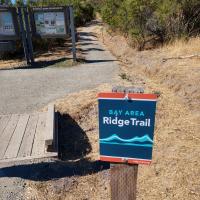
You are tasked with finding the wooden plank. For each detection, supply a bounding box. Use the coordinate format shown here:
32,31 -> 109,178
4,114 -> 29,159
45,104 -> 55,147
31,113 -> 46,156
18,114 -> 38,158
0,115 -> 11,137
111,164 -> 138,200
0,115 -> 19,159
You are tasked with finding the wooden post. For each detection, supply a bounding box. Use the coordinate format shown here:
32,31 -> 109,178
110,86 -> 144,200
111,164 -> 138,200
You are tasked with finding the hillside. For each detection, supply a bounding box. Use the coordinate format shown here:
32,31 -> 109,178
24,21 -> 200,200
95,21 -> 200,199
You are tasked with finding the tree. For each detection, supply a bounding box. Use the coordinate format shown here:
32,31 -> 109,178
0,0 -> 12,5
98,0 -> 200,49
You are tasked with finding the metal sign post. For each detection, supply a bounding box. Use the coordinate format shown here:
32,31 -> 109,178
23,7 -> 34,64
98,86 -> 158,200
18,7 -> 30,65
69,6 -> 77,62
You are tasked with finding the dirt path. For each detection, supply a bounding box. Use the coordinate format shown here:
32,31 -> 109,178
0,24 -> 118,115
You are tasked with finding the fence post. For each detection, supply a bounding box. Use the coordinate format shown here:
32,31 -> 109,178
69,6 -> 77,62
18,7 -> 30,65
23,7 -> 34,65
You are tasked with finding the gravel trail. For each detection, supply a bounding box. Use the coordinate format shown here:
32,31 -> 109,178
0,24 -> 118,114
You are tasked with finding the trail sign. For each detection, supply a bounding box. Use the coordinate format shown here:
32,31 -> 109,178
0,7 -> 20,40
29,7 -> 69,38
98,92 -> 157,165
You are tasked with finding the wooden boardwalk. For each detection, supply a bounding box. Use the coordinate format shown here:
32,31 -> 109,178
0,106 -> 57,164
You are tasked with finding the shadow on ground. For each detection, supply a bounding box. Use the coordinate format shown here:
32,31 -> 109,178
78,58 -> 117,63
58,113 -> 91,160
77,47 -> 105,53
79,37 -> 97,42
0,57 -> 72,70
0,159 -> 110,181
0,113 -> 110,181
78,32 -> 97,38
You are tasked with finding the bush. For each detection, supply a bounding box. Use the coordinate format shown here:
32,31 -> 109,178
98,0 -> 200,49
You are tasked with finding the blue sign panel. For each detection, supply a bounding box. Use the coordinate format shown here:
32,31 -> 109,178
98,93 -> 157,165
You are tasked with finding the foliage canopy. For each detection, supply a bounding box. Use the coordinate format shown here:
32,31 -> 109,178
98,0 -> 200,49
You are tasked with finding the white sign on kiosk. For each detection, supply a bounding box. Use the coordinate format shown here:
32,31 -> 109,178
34,12 -> 66,35
0,12 -> 15,35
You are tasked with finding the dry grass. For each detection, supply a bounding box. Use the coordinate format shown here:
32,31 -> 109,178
165,37 -> 200,56
96,24 -> 200,113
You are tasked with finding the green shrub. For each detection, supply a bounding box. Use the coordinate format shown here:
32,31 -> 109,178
98,0 -> 200,49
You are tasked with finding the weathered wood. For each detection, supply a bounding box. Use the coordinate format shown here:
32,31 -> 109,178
0,110 -> 58,163
18,114 -> 38,157
32,113 -> 46,156
0,115 -> 11,137
111,164 -> 138,200
4,114 -> 29,159
69,6 -> 77,62
0,115 -> 19,159
45,104 -> 55,148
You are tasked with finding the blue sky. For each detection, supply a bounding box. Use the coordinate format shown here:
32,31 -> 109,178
11,0 -> 26,4
11,0 -> 29,3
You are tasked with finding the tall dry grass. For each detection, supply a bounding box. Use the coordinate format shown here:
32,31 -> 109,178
164,37 -> 200,56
